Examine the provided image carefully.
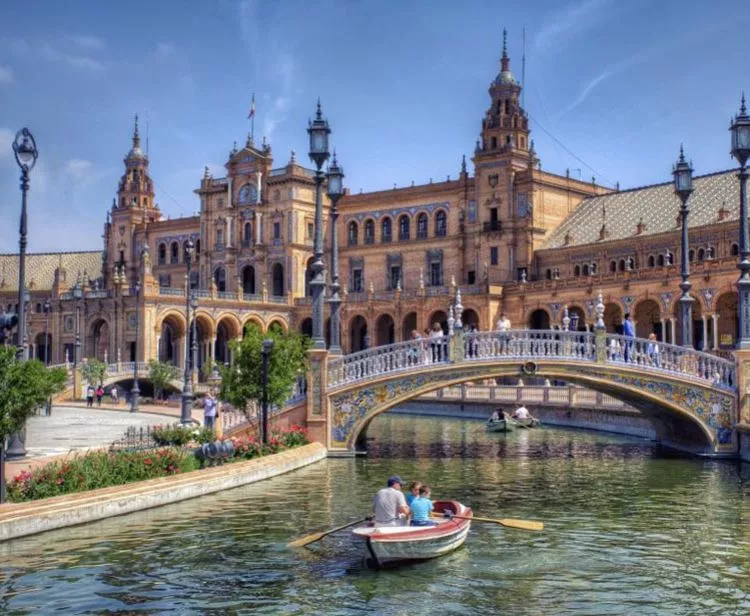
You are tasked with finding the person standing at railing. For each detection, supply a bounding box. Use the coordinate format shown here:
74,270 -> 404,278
496,313 -> 511,355
429,322 -> 444,362
410,330 -> 423,366
622,313 -> 635,362
647,333 -> 660,367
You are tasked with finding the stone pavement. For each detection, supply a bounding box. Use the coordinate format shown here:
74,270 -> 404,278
3,402 -> 205,482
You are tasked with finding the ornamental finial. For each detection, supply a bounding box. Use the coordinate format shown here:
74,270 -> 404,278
595,290 -> 605,330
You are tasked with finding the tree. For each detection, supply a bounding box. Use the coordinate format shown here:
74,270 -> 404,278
148,360 -> 180,400
81,358 -> 107,387
220,324 -> 309,417
0,346 -> 67,502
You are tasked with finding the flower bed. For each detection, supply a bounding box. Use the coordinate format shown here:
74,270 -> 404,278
8,425 -> 310,503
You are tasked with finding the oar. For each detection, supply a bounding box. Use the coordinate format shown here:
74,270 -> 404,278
288,517 -> 370,548
433,513 -> 543,532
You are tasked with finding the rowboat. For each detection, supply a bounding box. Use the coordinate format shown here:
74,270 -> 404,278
351,500 -> 472,568
514,416 -> 540,429
486,417 -> 515,432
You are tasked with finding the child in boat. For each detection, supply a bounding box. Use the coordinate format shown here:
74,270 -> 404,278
406,481 -> 423,507
410,486 -> 437,526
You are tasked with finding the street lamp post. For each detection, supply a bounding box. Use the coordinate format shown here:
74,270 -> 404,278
261,339 -> 274,444
43,298 -> 51,415
130,279 -> 141,412
72,283 -> 83,368
326,153 -> 345,354
190,293 -> 198,385
12,128 -> 38,361
180,239 -> 195,424
731,94 -> 750,348
673,145 -> 694,348
307,100 -> 331,350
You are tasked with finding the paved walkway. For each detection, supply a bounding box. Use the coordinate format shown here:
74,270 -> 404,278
3,403 -> 205,482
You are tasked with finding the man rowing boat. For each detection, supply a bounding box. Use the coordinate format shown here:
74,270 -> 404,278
373,475 -> 410,527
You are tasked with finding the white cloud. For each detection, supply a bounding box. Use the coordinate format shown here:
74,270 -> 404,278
65,159 -> 94,179
40,43 -> 106,72
533,0 -> 612,55
70,35 -> 105,51
0,66 -> 13,84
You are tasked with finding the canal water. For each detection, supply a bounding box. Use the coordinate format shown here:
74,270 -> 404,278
2,415 -> 750,615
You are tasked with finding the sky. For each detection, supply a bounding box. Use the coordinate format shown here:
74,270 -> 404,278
0,0 -> 748,253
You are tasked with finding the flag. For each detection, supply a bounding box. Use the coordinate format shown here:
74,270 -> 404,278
247,94 -> 256,119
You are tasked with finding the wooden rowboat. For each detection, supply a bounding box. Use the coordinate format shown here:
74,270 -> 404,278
514,417 -> 540,429
351,500 -> 472,568
486,418 -> 515,432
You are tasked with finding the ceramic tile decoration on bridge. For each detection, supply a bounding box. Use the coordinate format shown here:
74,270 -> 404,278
304,290 -> 739,457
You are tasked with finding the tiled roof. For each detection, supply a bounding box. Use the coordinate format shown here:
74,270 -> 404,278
0,251 -> 102,293
543,169 -> 739,250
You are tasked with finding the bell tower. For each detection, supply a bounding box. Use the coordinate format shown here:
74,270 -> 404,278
106,115 -> 161,288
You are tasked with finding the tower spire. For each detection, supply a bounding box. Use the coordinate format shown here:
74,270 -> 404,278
501,28 -> 510,72
133,114 -> 141,149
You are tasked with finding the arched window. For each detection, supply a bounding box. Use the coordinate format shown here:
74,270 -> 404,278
158,243 -> 167,265
417,213 -> 428,239
574,265 -> 581,277
214,267 -> 226,292
242,265 -> 255,294
435,210 -> 447,237
170,242 -> 179,264
364,219 -> 375,244
731,243 -> 740,256
689,249 -> 695,262
618,259 -> 626,272
648,255 -> 655,268
545,269 -> 552,280
243,222 -> 252,245
398,215 -> 410,240
657,254 -> 665,267
382,218 -> 392,243
591,262 -> 597,274
348,221 -> 358,246
272,263 -> 284,297
697,248 -> 705,261
582,264 -> 589,276
610,260 -> 617,273
706,246 -> 715,259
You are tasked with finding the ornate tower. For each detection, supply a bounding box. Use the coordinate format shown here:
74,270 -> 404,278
107,116 -> 160,287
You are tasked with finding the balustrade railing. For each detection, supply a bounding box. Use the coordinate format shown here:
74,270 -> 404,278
464,330 -> 595,362
159,287 -> 185,297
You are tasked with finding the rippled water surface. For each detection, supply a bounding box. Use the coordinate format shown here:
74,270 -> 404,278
3,415 -> 750,615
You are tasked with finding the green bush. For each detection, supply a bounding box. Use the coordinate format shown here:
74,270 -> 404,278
150,424 -> 195,446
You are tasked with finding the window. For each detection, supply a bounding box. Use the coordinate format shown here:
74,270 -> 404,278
610,260 -> 616,273
158,243 -> 167,265
468,270 -> 476,284
417,213 -> 428,239
158,274 -> 171,287
348,221 -> 359,246
657,254 -> 665,267
216,228 -> 224,246
618,259 -> 626,272
582,264 -> 589,276
574,265 -> 580,276
170,242 -> 179,264
189,271 -> 199,289
490,247 -> 499,266
731,243 -> 740,256
119,250 -> 125,265
545,269 -> 552,280
243,222 -> 252,244
351,268 -> 363,292
648,255 -> 655,268
697,248 -> 705,261
382,218 -> 392,243
307,223 -> 314,239
689,249 -> 695,262
364,219 -> 375,244
491,137 -> 497,149
591,262 -> 597,274
430,262 -> 442,286
273,222 -> 281,241
389,266 -> 402,290
214,267 -> 226,292
398,215 -> 410,240
435,211 -> 447,237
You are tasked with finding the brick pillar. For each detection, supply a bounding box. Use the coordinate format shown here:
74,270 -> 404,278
595,327 -> 607,363
306,348 -> 330,448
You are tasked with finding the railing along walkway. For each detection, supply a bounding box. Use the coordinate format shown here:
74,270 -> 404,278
327,329 -> 736,390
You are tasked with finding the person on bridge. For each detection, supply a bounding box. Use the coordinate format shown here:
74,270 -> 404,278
373,476 -> 410,527
496,313 -> 511,332
647,333 -> 660,367
622,313 -> 635,362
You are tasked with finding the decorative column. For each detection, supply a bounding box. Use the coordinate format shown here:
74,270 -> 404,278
701,315 -> 708,351
660,318 -> 666,342
673,146 -> 694,348
669,318 -> 677,345
711,313 -> 719,350
326,154 -> 344,355
307,100 -> 331,350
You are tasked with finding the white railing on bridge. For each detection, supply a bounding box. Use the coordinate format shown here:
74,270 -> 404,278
105,362 -> 150,376
326,329 -> 736,390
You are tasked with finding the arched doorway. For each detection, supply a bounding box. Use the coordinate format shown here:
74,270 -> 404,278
35,332 -> 52,365
89,319 -> 109,360
189,315 -> 211,378
300,317 -> 313,338
462,308 -> 480,330
604,303 -> 623,333
568,306 -> 586,331
375,314 -> 395,346
429,310 -> 448,334
159,316 -> 182,364
215,321 -> 232,366
402,312 -> 417,340
349,315 -> 368,352
268,320 -> 286,333
673,296 -> 703,349
716,292 -> 738,349
272,263 -> 284,297
528,309 -> 550,330
242,265 -> 256,295
634,299 -> 661,339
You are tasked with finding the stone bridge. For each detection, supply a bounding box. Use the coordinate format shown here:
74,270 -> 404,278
306,328 -> 738,457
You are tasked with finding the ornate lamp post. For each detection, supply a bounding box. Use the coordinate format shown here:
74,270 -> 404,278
307,100 -> 331,350
731,94 -> 750,348
72,283 -> 84,368
190,293 -> 198,384
180,239 -> 196,424
12,128 -> 38,360
261,339 -> 274,444
673,145 -> 694,348
326,153 -> 344,355
130,279 -> 141,413
43,298 -> 52,415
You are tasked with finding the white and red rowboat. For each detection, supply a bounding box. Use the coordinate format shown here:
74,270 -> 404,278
351,500 -> 472,568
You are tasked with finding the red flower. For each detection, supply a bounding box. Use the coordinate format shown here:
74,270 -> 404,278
144,458 -> 153,466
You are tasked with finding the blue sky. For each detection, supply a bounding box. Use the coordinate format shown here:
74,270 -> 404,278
0,0 -> 748,252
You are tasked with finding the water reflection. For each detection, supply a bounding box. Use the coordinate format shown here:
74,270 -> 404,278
1,415 -> 750,614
